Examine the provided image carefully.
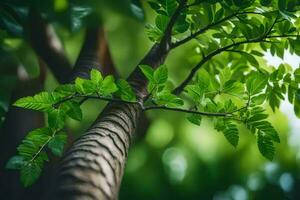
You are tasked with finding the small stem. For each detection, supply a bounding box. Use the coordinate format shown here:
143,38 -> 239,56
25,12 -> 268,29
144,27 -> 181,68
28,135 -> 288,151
143,105 -> 229,116
53,93 -> 140,109
29,132 -> 55,163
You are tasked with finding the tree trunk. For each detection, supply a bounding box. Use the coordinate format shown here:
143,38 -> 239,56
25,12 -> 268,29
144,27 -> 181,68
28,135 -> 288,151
53,42 -> 168,199
55,103 -> 140,199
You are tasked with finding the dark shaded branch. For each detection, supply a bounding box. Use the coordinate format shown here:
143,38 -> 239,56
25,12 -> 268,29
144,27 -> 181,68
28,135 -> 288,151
28,8 -> 72,84
160,0 -> 187,50
69,28 -> 104,81
266,34 -> 299,39
99,29 -> 118,76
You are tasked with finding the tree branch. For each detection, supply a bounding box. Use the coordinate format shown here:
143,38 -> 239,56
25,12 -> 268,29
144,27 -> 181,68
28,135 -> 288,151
172,37 -> 272,95
172,31 -> 297,95
69,27 -> 105,81
143,105 -> 229,116
99,29 -> 118,76
142,104 -> 247,117
170,11 -> 272,49
28,8 -> 72,84
160,0 -> 188,51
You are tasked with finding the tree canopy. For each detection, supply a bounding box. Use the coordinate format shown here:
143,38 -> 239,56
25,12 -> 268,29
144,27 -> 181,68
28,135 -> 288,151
1,0 -> 300,199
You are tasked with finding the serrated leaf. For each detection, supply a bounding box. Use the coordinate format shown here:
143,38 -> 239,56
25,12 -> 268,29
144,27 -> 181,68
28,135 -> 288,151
166,0 -> 177,16
294,67 -> 300,83
215,119 -> 239,147
17,128 -> 52,159
252,94 -> 266,104
223,80 -> 244,96
20,162 -> 42,187
6,156 -> 25,170
155,15 -> 169,31
99,75 -> 118,97
219,68 -> 231,87
223,120 -> 239,147
185,84 -> 204,103
248,114 -> 268,122
155,91 -> 184,107
294,89 -> 300,118
139,65 -> 154,82
187,114 -> 202,126
48,109 -> 66,129
54,84 -> 76,97
90,69 -> 103,85
246,73 -> 268,95
154,65 -> 168,84
14,92 -> 56,112
48,131 -> 67,156
247,120 -> 280,143
63,101 -> 82,121
257,133 -> 275,160
116,79 -> 136,101
75,77 -> 96,94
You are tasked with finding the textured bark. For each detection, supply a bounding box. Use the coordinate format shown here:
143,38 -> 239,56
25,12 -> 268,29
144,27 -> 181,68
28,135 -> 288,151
55,103 -> 140,200
53,41 -> 169,199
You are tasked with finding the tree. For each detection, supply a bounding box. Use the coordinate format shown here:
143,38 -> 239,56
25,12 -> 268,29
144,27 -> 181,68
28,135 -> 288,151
2,0 -> 300,199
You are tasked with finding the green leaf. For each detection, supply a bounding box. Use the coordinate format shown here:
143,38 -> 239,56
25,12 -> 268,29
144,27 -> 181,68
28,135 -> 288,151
6,156 -> 25,170
215,119 -> 239,147
155,15 -> 169,31
187,114 -> 202,126
223,80 -> 244,96
166,0 -> 177,16
90,69 -> 103,85
154,65 -> 168,84
75,77 -> 96,94
260,0 -> 272,6
116,79 -> 136,101
257,133 -> 275,160
139,65 -> 154,82
174,13 -> 189,33
17,128 -> 52,159
155,91 -> 184,107
246,73 -> 268,95
99,75 -> 118,96
185,84 -> 204,103
48,109 -> 66,129
48,131 -> 67,156
219,68 -> 231,87
247,119 -> 280,143
55,84 -> 76,97
20,162 -> 42,187
294,89 -> 300,118
294,67 -> 300,83
245,53 -> 259,67
63,101 -> 82,121
14,92 -> 56,112
252,94 -> 266,104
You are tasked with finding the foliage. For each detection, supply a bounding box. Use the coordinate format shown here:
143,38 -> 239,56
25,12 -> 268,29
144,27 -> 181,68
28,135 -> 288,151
4,0 -> 300,189
7,69 -> 136,186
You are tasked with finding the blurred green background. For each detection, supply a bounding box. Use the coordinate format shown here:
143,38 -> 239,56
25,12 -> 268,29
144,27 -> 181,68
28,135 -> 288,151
1,0 -> 300,199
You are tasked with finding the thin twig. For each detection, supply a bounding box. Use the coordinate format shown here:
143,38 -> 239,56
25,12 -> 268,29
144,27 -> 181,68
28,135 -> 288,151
160,0 -> 188,49
142,104 -> 246,117
170,11 -> 269,49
